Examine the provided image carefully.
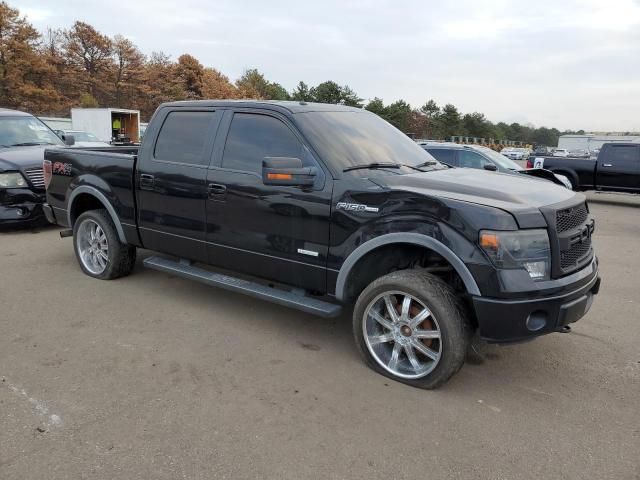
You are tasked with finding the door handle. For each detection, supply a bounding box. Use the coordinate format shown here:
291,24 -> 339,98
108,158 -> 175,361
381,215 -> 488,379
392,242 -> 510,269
208,183 -> 227,198
602,163 -> 613,167
139,174 -> 154,189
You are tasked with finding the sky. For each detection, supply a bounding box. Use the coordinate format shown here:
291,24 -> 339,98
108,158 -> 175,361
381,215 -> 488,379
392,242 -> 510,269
18,0 -> 640,131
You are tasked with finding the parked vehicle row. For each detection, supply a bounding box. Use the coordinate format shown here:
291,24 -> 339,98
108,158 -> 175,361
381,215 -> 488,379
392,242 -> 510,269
43,100 -> 600,389
420,142 -> 573,189
529,142 -> 640,192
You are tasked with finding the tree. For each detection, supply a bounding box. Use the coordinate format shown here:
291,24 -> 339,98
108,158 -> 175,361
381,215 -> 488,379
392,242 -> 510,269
384,100 -> 412,131
235,68 -> 269,98
310,81 -> 362,106
63,21 -> 112,102
0,2 -> 57,111
112,35 -> 145,107
365,97 -> 386,116
419,100 -> 442,138
201,67 -> 239,99
138,51 -> 186,119
439,104 -> 462,138
265,82 -> 290,100
291,81 -> 312,101
175,54 -> 204,99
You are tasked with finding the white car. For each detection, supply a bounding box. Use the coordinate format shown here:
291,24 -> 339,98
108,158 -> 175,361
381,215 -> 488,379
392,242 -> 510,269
500,147 -> 529,160
552,148 -> 570,157
56,130 -> 111,148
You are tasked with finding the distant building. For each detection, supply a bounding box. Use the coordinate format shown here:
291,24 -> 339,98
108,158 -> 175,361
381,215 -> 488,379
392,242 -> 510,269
558,134 -> 640,152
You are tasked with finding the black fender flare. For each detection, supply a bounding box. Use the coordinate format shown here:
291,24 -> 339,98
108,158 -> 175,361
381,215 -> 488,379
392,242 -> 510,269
67,186 -> 127,243
334,232 -> 482,301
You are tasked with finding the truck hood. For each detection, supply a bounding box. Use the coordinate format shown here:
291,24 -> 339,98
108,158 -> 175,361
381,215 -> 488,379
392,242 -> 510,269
374,168 -> 582,228
0,145 -> 58,172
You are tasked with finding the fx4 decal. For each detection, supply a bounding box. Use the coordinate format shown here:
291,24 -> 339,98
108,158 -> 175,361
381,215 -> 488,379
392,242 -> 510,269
52,162 -> 72,176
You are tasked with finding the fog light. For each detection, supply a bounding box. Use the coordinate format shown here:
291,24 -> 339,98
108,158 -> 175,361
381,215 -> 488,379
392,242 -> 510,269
526,311 -> 547,331
523,261 -> 547,279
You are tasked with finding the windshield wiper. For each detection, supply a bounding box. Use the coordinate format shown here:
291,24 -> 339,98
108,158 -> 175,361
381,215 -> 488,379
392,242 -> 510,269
343,162 -> 401,172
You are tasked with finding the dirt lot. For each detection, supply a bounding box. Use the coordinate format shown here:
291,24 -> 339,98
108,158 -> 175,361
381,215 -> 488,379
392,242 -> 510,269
1,192 -> 639,480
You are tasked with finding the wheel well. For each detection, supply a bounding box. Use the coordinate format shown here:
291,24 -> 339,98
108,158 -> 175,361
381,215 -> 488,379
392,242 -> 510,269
69,193 -> 106,226
341,243 -> 468,304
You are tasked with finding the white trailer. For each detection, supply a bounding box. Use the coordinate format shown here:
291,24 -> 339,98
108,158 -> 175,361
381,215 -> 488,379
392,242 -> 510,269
71,108 -> 140,143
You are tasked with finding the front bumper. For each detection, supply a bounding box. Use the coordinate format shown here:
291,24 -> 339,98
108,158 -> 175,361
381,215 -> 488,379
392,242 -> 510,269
472,261 -> 601,343
0,187 -> 47,226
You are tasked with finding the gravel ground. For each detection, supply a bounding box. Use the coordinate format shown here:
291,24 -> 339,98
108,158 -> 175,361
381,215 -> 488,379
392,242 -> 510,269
0,191 -> 638,480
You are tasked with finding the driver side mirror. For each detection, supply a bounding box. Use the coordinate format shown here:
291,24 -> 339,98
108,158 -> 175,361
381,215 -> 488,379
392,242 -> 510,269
64,135 -> 75,146
262,157 -> 317,187
483,163 -> 498,171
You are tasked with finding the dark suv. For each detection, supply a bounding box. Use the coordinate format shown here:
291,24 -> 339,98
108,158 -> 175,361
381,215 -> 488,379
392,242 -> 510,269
0,109 -> 64,226
421,142 -> 572,188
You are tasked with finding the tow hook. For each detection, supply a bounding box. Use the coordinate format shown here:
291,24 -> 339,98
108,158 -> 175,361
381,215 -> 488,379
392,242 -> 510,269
556,325 -> 572,333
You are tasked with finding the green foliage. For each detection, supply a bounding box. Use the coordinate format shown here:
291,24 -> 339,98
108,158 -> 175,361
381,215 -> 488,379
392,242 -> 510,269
78,93 -> 98,107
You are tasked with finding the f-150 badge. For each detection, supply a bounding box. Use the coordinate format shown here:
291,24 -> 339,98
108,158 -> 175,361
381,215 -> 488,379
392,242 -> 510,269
336,202 -> 379,213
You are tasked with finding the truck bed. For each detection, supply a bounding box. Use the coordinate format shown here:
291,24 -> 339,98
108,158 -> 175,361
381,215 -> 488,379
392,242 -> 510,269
44,146 -> 139,240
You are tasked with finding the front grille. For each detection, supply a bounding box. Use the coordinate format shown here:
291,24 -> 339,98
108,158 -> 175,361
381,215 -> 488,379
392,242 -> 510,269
560,237 -> 592,270
556,203 -> 588,233
24,167 -> 45,190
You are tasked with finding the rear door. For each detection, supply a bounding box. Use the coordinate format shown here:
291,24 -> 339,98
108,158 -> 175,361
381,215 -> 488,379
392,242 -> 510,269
137,107 -> 222,261
205,109 -> 332,292
597,144 -> 640,191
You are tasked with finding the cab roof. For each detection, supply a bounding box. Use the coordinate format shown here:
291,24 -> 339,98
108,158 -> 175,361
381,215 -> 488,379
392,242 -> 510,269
159,100 -> 364,114
0,108 -> 33,117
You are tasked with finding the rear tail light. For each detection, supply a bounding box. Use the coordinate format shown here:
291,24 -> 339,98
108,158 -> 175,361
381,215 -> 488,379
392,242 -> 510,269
43,159 -> 52,189
526,159 -> 533,169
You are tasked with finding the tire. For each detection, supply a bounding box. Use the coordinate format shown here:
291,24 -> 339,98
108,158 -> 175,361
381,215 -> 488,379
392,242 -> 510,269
353,269 -> 470,389
72,209 -> 136,280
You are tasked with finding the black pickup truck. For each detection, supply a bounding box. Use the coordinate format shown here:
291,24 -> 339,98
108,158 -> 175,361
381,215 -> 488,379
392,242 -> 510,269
44,100 -> 601,389
528,143 -> 640,192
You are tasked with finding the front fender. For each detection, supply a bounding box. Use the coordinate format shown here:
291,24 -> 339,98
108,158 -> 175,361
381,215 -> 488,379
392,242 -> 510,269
334,232 -> 482,301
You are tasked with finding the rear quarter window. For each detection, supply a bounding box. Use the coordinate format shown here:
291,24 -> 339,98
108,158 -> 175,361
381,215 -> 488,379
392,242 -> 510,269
154,111 -> 215,165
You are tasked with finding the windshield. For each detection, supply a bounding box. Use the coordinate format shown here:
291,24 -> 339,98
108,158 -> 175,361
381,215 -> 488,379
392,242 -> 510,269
295,110 -> 441,171
0,116 -> 64,147
68,131 -> 100,142
474,146 -> 523,170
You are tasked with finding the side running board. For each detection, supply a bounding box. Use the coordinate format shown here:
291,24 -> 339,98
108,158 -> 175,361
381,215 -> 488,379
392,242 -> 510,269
143,256 -> 342,318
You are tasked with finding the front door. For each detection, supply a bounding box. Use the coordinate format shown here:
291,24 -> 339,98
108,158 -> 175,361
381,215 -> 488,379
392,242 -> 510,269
137,108 -> 221,261
597,144 -> 640,191
205,110 -> 332,293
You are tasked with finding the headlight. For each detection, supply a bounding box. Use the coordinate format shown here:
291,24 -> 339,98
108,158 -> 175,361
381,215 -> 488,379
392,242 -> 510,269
0,172 -> 28,188
479,229 -> 551,280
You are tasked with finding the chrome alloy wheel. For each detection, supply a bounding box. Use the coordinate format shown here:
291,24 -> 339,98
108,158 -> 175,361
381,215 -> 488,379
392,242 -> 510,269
363,291 -> 442,379
77,219 -> 109,275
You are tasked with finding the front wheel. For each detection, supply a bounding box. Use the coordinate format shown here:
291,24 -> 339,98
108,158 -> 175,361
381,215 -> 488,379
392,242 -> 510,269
353,270 -> 470,389
73,209 -> 136,280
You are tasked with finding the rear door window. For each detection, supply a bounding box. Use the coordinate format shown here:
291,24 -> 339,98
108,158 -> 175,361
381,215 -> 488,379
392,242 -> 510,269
221,113 -> 305,174
154,111 -> 216,165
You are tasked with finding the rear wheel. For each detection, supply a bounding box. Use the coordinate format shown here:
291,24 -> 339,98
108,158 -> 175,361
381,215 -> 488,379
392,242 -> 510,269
73,209 -> 136,280
353,270 -> 470,389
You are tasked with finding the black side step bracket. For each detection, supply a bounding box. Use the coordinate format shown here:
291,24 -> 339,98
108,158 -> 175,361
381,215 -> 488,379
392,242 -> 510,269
143,256 -> 342,318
